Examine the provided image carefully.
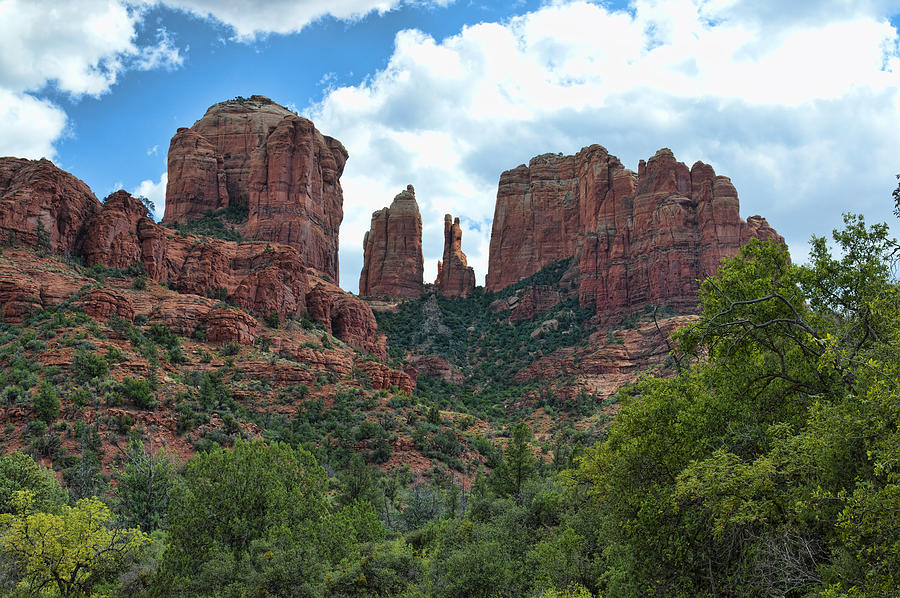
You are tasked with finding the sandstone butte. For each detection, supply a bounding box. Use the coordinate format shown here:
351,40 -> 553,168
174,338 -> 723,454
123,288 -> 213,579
359,184 -> 424,299
435,214 -> 476,298
0,157 -> 385,357
162,95 -> 347,283
485,146 -> 783,313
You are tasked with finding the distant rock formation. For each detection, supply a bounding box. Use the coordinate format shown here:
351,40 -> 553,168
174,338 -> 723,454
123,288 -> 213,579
485,145 -> 783,313
0,157 -> 384,357
435,214 -> 475,298
359,185 -> 424,299
162,95 -> 348,283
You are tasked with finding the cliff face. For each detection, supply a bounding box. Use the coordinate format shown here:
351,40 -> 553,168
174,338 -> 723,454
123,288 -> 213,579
359,185 -> 424,299
162,95 -> 347,283
0,158 -> 99,254
435,214 -> 475,298
485,145 -> 783,313
0,157 -> 384,357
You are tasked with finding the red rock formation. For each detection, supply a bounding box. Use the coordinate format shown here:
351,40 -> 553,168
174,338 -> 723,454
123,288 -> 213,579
0,251 -> 93,323
82,191 -> 311,319
406,355 -> 464,385
578,149 -> 783,312
436,214 -> 475,298
509,286 -> 562,322
359,185 -> 424,298
78,288 -> 135,322
306,282 -> 387,359
0,158 -> 99,254
162,96 -> 347,282
203,306 -> 259,344
354,358 -> 415,394
81,190 -> 380,354
485,145 -> 783,314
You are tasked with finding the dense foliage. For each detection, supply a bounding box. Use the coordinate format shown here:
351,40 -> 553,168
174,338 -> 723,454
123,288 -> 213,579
376,258 -> 600,422
0,213 -> 899,597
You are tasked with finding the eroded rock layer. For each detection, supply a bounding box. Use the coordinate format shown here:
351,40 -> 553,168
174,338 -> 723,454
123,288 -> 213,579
359,185 -> 424,299
162,96 -> 347,282
0,158 -> 98,254
436,215 -> 475,298
0,157 -> 382,357
485,145 -> 783,313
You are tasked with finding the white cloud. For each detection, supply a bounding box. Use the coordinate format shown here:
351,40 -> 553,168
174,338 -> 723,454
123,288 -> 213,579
0,90 -> 67,159
310,0 -> 900,292
132,172 -> 167,221
154,0 -> 454,40
0,0 -> 183,159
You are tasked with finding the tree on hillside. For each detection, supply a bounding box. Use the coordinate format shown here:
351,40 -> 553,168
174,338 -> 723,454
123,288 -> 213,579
492,422 -> 537,497
154,439 -> 383,597
573,216 -> 900,597
115,436 -> 176,533
0,490 -> 149,597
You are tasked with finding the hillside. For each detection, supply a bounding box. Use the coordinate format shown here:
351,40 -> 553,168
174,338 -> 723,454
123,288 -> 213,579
7,96 -> 895,598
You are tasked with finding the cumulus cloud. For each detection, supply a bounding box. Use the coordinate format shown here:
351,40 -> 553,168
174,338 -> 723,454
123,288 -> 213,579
132,172 -> 168,221
0,0 -> 183,159
0,90 -> 67,159
310,0 -> 900,292
154,0 -> 454,40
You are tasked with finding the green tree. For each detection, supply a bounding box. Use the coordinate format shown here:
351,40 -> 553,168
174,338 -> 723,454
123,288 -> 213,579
0,490 -> 149,597
572,218 -> 900,597
155,439 -> 367,597
115,437 -> 175,533
32,380 -> 59,423
492,422 -> 536,497
0,451 -> 66,514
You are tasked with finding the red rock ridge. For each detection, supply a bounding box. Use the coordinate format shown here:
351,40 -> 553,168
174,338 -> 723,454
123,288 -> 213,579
0,157 -> 99,254
485,145 -> 783,313
0,158 -> 382,357
162,95 -> 347,283
578,149 -> 783,312
435,214 -> 475,298
359,185 -> 424,299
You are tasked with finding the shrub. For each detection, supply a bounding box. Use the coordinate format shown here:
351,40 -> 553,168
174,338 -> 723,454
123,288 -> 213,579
118,377 -> 156,409
33,381 -> 60,423
72,349 -> 109,383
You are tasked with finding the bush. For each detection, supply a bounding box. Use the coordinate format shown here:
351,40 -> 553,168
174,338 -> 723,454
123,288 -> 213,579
33,381 -> 60,423
264,311 -> 280,329
72,349 -> 108,383
118,377 -> 156,409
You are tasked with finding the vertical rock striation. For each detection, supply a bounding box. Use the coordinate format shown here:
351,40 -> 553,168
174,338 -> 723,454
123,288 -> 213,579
485,145 -> 783,314
0,156 -> 384,357
435,214 -> 476,298
162,95 -> 347,283
0,158 -> 99,254
359,185 -> 424,299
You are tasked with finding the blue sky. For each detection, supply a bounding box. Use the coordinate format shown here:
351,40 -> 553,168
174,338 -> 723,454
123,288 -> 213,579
3,0 -> 900,293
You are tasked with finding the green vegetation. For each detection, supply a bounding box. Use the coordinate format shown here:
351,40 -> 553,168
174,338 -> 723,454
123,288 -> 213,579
1,198 -> 899,597
376,258 -> 597,423
168,204 -> 249,241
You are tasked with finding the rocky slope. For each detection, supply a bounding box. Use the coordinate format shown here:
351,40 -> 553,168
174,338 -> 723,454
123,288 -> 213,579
0,158 -> 383,357
359,185 -> 424,299
435,214 -> 475,298
486,146 -> 782,314
163,96 -> 347,283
